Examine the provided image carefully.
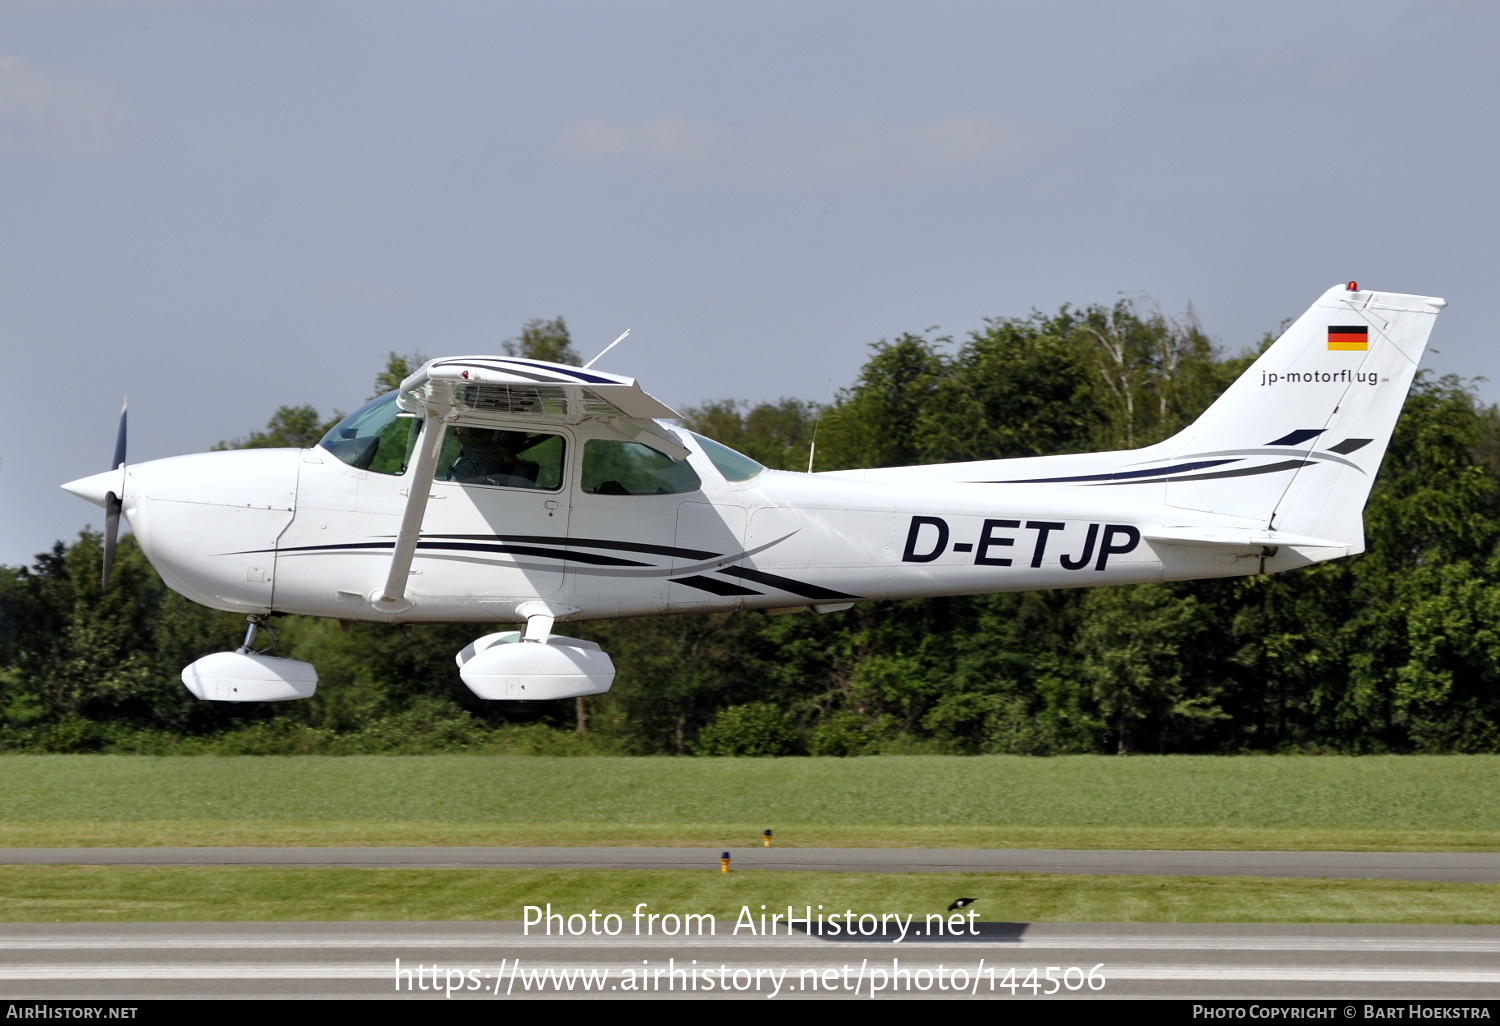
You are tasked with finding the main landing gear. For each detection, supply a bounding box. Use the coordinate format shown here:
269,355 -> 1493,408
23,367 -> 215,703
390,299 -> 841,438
177,605 -> 614,704
453,602 -> 616,701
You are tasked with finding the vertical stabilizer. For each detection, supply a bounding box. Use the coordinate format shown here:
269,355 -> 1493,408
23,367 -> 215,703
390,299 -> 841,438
1155,284 -> 1444,552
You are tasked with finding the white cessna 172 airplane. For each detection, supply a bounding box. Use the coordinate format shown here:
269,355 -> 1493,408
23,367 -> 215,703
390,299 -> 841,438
62,283 -> 1443,704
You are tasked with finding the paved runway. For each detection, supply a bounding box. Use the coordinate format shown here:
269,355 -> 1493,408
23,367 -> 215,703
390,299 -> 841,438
3,847 -> 1500,881
0,921 -> 1495,1000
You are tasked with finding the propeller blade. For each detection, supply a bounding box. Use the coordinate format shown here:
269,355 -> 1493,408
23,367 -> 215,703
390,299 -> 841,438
112,399 -> 127,470
102,399 -> 127,594
102,493 -> 121,594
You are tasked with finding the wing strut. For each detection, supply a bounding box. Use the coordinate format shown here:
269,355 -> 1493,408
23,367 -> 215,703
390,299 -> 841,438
374,413 -> 449,610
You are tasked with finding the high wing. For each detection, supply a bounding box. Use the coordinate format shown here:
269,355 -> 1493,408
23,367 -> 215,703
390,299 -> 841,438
397,355 -> 686,457
373,355 -> 689,608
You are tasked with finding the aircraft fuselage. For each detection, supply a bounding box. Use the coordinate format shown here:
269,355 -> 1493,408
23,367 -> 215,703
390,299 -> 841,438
114,427 -> 1284,627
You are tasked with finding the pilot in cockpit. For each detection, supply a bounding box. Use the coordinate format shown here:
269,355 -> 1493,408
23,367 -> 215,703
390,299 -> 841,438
448,426 -> 540,488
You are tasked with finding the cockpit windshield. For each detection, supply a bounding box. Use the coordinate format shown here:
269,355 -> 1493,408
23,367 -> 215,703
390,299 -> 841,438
318,392 -> 420,475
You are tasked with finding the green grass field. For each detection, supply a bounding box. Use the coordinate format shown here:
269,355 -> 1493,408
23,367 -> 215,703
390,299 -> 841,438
1,755 -> 1496,924
0,754 -> 1496,850
0,866 -> 1496,925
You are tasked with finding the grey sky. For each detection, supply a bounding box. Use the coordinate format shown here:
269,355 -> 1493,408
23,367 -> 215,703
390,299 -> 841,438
2,0 -> 1494,566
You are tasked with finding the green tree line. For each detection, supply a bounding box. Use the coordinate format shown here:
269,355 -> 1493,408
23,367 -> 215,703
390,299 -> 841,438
5,306 -> 1500,755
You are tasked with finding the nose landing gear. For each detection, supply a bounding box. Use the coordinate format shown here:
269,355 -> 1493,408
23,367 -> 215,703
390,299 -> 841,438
180,614 -> 319,703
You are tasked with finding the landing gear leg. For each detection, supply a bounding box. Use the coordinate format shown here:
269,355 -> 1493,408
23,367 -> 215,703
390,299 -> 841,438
516,600 -> 566,643
236,615 -> 273,655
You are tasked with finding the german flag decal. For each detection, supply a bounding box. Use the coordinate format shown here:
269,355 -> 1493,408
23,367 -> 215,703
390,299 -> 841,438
1327,325 -> 1369,351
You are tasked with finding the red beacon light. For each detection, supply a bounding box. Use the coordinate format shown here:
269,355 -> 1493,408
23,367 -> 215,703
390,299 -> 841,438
1346,281 -> 1359,292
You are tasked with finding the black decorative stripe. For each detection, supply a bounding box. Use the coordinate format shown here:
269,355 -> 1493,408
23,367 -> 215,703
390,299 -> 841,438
269,534 -> 717,562
1327,437 -> 1373,455
272,541 -> 394,554
1091,459 -> 1311,485
261,540 -> 649,566
494,358 -> 617,385
431,360 -> 555,384
986,458 -> 1237,485
670,576 -> 763,597
418,542 -> 648,566
718,567 -> 858,601
424,533 -> 718,560
431,357 -> 616,386
1267,428 -> 1325,446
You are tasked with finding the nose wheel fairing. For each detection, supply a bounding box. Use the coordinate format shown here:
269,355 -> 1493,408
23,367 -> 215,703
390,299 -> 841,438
181,650 -> 318,702
180,616 -> 319,703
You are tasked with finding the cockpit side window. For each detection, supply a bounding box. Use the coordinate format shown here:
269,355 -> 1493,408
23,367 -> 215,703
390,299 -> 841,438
319,392 -> 420,476
581,439 -> 702,496
689,432 -> 766,482
435,427 -> 565,490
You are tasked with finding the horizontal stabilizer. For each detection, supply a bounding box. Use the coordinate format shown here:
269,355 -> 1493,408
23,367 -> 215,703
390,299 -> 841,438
1143,526 -> 1346,550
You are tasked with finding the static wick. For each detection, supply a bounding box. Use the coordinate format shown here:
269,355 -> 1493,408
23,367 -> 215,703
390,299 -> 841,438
583,329 -> 631,370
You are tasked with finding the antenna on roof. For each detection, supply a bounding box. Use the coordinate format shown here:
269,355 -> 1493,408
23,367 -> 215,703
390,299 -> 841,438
806,378 -> 832,473
583,329 -> 630,370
